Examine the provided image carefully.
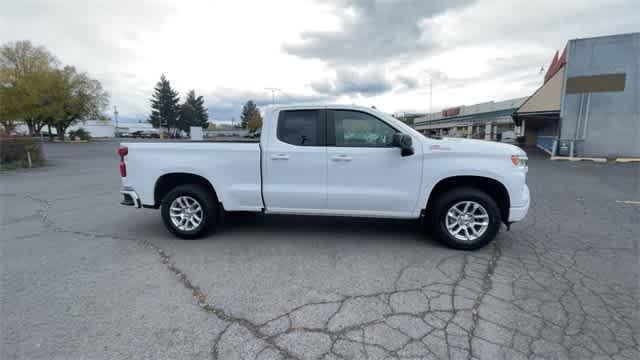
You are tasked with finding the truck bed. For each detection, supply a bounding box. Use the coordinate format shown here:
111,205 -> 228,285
122,142 -> 263,211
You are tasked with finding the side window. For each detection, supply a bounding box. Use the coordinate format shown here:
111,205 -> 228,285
334,110 -> 397,147
277,110 -> 321,146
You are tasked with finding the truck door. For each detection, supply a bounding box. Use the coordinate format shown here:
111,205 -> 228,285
326,109 -> 422,217
262,109 -> 327,212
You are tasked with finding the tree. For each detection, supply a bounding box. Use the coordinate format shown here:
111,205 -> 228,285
247,111 -> 263,133
0,40 -> 59,134
240,100 -> 259,129
0,40 -> 57,81
50,66 -> 109,137
14,70 -> 66,135
1,41 -> 108,137
149,74 -> 180,135
178,89 -> 208,134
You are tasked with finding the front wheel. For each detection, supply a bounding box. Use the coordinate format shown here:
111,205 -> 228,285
161,184 -> 218,239
428,188 -> 501,250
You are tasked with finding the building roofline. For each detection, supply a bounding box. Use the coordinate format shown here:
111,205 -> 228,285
413,96 -> 528,122
414,108 -> 518,126
570,32 -> 640,43
515,69 -> 561,115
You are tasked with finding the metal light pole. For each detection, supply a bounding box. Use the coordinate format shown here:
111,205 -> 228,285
429,77 -> 433,113
113,105 -> 119,137
422,72 -> 434,113
264,87 -> 282,105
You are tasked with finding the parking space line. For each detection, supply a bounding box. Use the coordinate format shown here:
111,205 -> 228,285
615,200 -> 640,205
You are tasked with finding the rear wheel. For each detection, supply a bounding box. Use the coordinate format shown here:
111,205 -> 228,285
428,187 -> 501,250
161,184 -> 218,239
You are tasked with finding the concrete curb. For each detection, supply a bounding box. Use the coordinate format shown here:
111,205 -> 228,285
550,156 -> 607,163
615,158 -> 640,163
51,139 -> 89,143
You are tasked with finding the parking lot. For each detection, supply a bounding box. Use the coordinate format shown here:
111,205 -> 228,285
1,141 -> 638,360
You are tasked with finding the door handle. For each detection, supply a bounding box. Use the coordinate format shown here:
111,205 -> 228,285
271,154 -> 289,160
331,155 -> 352,162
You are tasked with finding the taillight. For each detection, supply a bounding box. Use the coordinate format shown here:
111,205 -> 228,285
118,146 -> 128,157
118,146 -> 128,177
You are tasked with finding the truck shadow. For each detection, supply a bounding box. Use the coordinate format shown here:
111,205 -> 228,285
217,212 -> 436,246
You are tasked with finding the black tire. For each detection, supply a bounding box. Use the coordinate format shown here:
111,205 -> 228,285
428,187 -> 501,250
160,184 -> 218,239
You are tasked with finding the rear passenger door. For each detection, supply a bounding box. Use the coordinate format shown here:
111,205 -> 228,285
262,109 -> 327,212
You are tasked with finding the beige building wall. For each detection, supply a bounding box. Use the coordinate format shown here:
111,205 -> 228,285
518,67 -> 564,113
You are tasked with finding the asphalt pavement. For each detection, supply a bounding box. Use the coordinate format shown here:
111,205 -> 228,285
1,140 -> 638,359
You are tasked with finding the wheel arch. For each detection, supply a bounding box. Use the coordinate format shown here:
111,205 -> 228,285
426,175 -> 510,224
154,172 -> 219,208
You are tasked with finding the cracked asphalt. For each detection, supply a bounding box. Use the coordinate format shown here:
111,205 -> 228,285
1,141 -> 638,360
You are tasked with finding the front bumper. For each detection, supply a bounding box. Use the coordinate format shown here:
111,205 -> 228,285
120,187 -> 141,208
508,184 -> 530,222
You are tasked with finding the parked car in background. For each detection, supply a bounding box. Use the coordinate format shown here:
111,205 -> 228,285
131,130 -> 151,139
118,105 -> 529,250
500,130 -> 516,144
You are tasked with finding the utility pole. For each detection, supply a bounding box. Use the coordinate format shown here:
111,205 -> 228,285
265,87 -> 281,105
429,77 -> 433,113
113,105 -> 119,137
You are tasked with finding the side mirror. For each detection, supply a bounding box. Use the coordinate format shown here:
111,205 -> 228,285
392,133 -> 414,157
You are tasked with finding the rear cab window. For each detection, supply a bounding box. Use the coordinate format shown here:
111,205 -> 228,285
276,110 -> 325,146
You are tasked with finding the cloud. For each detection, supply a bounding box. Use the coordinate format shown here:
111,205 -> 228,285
204,88 -> 335,122
395,75 -> 419,90
1,0 -> 176,121
3,0 -> 640,120
0,0 -> 174,65
283,0 -> 473,65
423,0 -> 640,51
423,53 -> 549,91
311,69 -> 392,96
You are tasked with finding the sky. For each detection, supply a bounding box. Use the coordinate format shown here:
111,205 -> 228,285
1,0 -> 638,124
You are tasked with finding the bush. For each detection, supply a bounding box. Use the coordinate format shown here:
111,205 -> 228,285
0,136 -> 45,169
68,128 -> 91,141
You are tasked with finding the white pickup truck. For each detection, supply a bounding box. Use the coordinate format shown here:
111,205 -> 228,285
119,105 -> 529,250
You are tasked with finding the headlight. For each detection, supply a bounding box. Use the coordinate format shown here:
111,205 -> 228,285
511,155 -> 528,168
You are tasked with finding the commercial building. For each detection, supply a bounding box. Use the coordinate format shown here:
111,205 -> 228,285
514,32 -> 639,157
414,32 -> 639,158
393,112 -> 430,125
14,119 -> 116,138
413,97 -> 527,142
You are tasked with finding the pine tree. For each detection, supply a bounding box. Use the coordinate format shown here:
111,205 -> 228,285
178,90 -> 208,133
240,100 -> 259,129
149,74 -> 180,135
